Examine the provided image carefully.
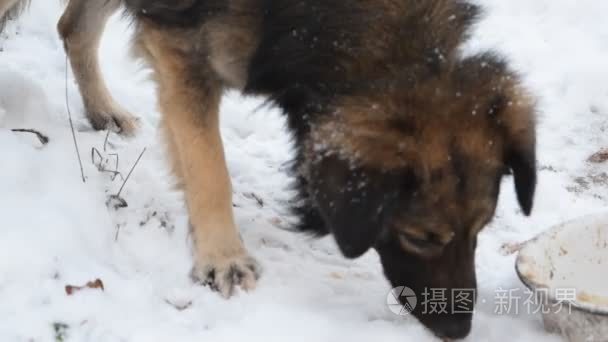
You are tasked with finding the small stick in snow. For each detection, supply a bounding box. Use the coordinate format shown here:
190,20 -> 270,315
91,147 -> 104,169
108,153 -> 124,181
114,224 -> 122,242
91,147 -> 124,181
103,129 -> 111,152
116,147 -> 146,198
164,299 -> 193,311
106,147 -> 146,210
64,55 -> 86,183
11,128 -> 49,145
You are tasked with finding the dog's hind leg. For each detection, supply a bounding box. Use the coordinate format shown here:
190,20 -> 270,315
0,0 -> 28,32
58,0 -> 138,135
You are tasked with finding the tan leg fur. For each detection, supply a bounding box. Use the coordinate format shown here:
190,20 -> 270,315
57,0 -> 138,135
139,28 -> 260,297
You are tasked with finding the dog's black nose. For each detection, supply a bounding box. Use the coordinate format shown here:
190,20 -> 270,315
432,319 -> 472,340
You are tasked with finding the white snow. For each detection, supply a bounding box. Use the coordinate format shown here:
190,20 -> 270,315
0,1 -> 607,341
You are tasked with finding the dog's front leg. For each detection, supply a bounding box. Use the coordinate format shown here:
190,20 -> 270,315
152,47 -> 260,298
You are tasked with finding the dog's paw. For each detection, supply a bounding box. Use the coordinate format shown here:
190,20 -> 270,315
190,253 -> 261,298
86,109 -> 140,136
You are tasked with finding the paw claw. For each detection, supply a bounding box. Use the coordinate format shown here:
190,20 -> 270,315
191,255 -> 261,298
86,109 -> 139,137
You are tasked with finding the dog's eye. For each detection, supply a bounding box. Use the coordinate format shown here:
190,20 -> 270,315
398,230 -> 453,257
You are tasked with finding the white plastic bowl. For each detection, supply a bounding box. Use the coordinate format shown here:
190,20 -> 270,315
516,213 -> 608,342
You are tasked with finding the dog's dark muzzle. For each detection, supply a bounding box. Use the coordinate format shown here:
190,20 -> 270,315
376,236 -> 478,340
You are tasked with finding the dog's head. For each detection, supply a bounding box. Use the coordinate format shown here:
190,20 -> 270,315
304,54 -> 536,339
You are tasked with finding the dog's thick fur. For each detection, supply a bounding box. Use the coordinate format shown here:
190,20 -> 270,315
3,1 -> 537,339
1,0 -> 138,134
124,0 -> 537,339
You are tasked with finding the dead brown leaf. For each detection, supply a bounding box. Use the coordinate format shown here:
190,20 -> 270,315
65,279 -> 105,296
588,149 -> 608,163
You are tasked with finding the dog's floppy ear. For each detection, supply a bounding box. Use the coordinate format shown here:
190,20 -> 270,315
309,156 -> 401,258
490,92 -> 537,216
456,53 -> 537,215
506,135 -> 536,216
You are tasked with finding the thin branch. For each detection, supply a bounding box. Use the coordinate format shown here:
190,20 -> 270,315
11,128 -> 49,145
116,147 -> 146,197
65,55 -> 86,183
103,130 -> 111,152
114,224 -> 121,242
108,153 -> 124,181
91,147 -> 103,169
100,169 -> 123,180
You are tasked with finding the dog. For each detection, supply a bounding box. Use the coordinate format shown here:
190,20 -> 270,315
3,0 -> 537,339
1,0 -> 138,135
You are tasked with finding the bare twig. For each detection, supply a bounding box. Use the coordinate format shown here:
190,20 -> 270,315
65,55 -> 86,183
11,128 -> 49,145
91,147 -> 103,169
164,299 -> 193,311
103,130 -> 111,152
100,169 -> 123,180
114,224 -> 121,242
108,153 -> 124,181
91,148 -> 124,181
106,148 -> 146,210
116,148 -> 146,197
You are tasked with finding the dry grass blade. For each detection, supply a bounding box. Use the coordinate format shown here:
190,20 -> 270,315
164,299 -> 193,311
116,147 -> 147,198
64,55 -> 86,183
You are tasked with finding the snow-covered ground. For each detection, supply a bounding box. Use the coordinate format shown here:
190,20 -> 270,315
0,1 -> 607,341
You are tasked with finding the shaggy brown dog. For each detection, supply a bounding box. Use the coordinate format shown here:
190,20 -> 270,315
122,0 -> 536,339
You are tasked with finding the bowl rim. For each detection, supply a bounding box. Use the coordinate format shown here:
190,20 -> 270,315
515,212 -> 608,316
